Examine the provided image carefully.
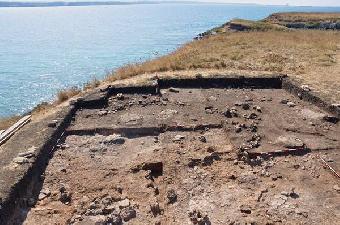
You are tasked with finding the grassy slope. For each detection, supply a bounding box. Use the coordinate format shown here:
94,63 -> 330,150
265,12 -> 340,23
107,30 -> 340,102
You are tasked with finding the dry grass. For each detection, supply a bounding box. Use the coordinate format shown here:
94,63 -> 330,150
265,12 -> 340,23
56,87 -> 81,104
107,30 -> 338,77
229,19 -> 287,31
0,115 -> 22,131
106,30 -> 340,102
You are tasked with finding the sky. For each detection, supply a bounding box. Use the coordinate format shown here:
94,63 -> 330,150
3,0 -> 340,7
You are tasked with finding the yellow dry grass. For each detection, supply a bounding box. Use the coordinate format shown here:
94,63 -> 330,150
106,30 -> 340,103
266,12 -> 340,23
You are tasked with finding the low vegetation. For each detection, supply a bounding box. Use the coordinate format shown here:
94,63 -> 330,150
107,30 -> 339,90
265,12 -> 340,23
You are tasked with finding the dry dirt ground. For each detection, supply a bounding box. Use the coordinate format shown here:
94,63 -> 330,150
13,87 -> 340,225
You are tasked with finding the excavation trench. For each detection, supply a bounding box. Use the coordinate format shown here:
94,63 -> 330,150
3,76 -> 340,225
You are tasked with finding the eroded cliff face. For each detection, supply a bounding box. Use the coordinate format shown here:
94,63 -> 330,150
196,12 -> 340,39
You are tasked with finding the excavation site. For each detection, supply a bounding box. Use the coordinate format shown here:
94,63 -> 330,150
0,76 -> 339,225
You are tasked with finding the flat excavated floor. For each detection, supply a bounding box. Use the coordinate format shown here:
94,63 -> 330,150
17,88 -> 339,225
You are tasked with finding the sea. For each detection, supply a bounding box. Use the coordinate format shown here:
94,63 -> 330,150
1,3 -> 340,118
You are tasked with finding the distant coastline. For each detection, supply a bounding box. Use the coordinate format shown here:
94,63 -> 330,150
0,1 -> 199,8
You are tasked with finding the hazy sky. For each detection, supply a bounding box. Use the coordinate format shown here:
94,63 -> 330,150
4,0 -> 340,7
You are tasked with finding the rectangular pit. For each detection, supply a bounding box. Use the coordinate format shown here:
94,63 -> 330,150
1,76 -> 339,225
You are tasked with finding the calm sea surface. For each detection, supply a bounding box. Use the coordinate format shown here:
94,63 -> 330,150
1,4 -> 340,118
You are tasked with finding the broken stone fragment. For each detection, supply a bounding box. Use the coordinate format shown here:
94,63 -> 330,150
98,110 -> 108,116
235,124 -> 242,133
188,158 -> 201,168
281,187 -> 299,198
198,135 -> 207,143
117,199 -> 130,209
323,115 -> 339,124
13,157 -> 29,164
188,210 -> 210,225
116,93 -> 124,100
202,152 -> 221,166
301,85 -> 311,92
271,195 -> 288,209
59,185 -> 72,204
167,189 -> 177,204
59,191 -> 72,204
160,109 -> 178,119
173,135 -> 185,142
102,135 -> 126,145
150,202 -> 162,217
287,102 -> 296,107
207,96 -> 217,101
120,207 -> 136,222
295,209 -> 308,218
333,185 -> 340,193
246,112 -> 257,119
253,105 -> 262,112
223,107 -> 238,118
280,99 -> 289,104
47,119 -> 58,128
223,108 -> 232,118
245,96 -> 253,102
331,103 -> 340,108
76,215 -> 107,225
249,123 -> 257,132
38,188 -> 51,201
168,87 -> 180,93
241,103 -> 250,110
240,205 -> 252,214
204,105 -> 216,114
275,135 -> 305,149
18,148 -> 36,158
107,213 -> 122,225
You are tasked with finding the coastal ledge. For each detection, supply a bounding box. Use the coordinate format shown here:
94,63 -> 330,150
0,74 -> 339,223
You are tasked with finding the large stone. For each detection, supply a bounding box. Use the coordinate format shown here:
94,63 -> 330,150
117,199 -> 130,209
13,157 -> 29,164
275,136 -> 304,149
300,109 -> 325,120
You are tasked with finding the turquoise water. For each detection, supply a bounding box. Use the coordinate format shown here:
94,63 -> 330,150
1,4 -> 340,118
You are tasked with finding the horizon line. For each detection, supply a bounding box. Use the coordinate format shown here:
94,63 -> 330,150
0,1 -> 340,8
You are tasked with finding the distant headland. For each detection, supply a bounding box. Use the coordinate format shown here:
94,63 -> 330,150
0,1 -> 197,7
